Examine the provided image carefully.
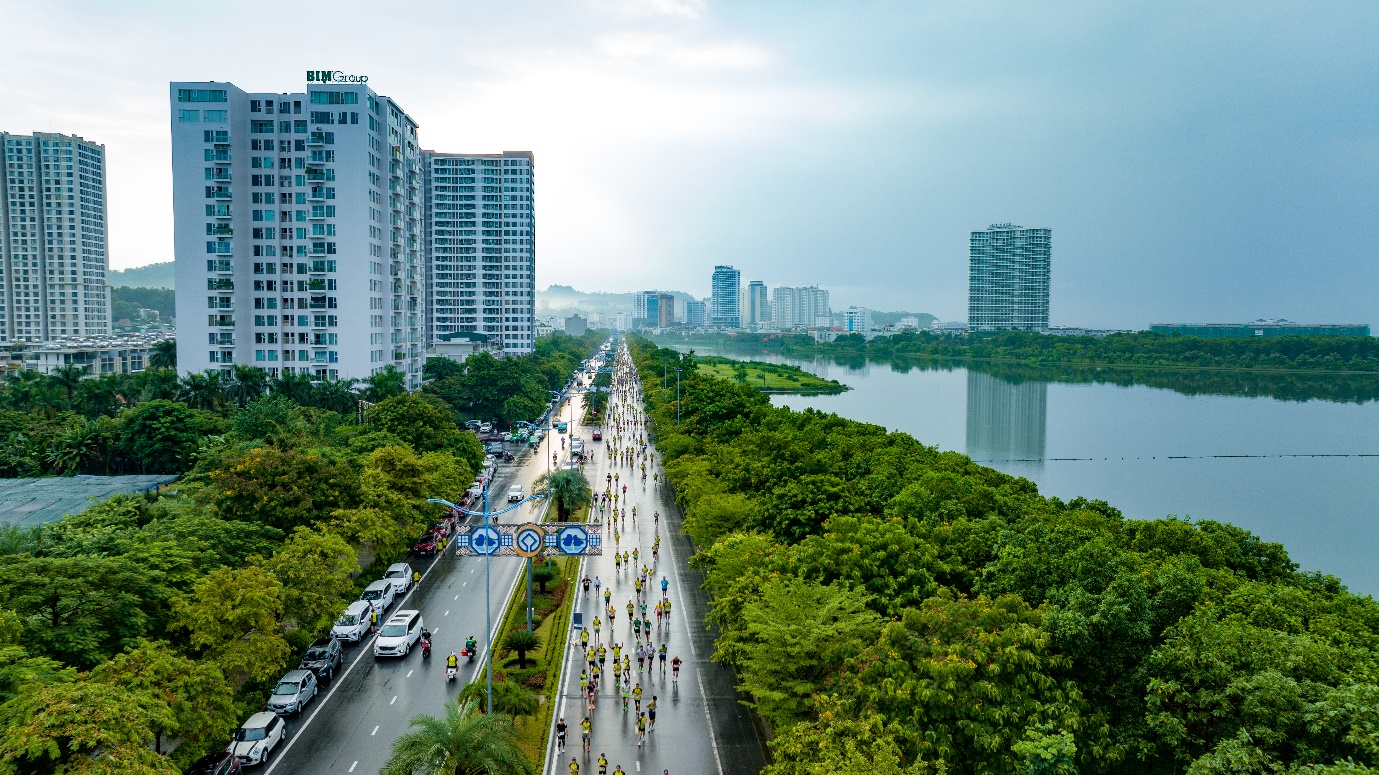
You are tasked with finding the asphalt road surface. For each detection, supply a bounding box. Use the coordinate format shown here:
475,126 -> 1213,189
543,358 -> 767,775
265,396 -> 581,775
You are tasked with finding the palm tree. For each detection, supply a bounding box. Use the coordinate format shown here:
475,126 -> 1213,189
380,699 -> 533,775
47,364 -> 89,412
531,469 -> 592,521
268,371 -> 315,405
179,371 -> 225,412
362,365 -> 407,403
148,339 -> 177,370
503,629 -> 541,669
227,364 -> 267,408
311,377 -> 359,414
459,679 -> 540,719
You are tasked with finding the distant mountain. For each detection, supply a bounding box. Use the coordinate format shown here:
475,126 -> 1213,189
537,285 -> 700,316
110,261 -> 174,289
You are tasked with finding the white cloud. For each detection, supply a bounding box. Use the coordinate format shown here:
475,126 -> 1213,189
596,31 -> 774,70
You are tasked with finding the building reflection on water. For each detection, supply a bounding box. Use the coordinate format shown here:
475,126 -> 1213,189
965,371 -> 1047,471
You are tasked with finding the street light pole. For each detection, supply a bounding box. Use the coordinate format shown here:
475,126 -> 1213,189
427,491 -> 548,715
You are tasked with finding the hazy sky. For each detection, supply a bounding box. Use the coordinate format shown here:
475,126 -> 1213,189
3,0 -> 1376,327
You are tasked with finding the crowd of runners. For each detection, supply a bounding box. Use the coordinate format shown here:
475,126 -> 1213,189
555,341 -> 683,775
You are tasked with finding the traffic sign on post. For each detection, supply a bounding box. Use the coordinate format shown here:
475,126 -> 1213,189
556,526 -> 589,556
469,526 -> 501,556
513,524 -> 544,558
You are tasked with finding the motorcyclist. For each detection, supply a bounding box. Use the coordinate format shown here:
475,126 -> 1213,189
465,635 -> 478,656
447,651 -> 458,669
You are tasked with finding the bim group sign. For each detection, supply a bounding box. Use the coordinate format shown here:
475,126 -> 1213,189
307,70 -> 369,84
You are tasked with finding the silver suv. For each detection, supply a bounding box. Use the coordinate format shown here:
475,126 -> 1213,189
266,669 -> 318,715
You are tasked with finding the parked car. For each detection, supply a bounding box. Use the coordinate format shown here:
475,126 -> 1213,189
332,600 -> 373,643
359,579 -> 398,615
299,637 -> 343,681
228,711 -> 286,765
413,532 -> 439,557
374,610 -> 425,658
508,484 -> 524,502
479,422 -> 493,433
187,752 -> 242,775
384,562 -> 415,591
465,420 -> 483,430
266,669 -> 318,716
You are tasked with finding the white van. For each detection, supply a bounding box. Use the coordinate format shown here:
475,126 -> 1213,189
332,600 -> 373,643
374,610 -> 425,658
359,579 -> 397,615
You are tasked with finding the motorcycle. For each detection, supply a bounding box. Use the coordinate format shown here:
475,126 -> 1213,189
421,637 -> 431,659
445,666 -> 457,682
463,643 -> 477,663
503,452 -> 514,462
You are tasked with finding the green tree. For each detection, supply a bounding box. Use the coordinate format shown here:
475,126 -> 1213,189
0,676 -> 179,775
227,364 -> 268,409
735,576 -> 880,728
117,400 -> 224,474
0,555 -> 159,669
531,469 -> 591,521
209,447 -> 359,532
362,365 -> 407,403
46,364 -> 88,412
367,393 -> 465,454
380,698 -> 533,775
148,339 -> 176,370
168,565 -> 290,685
765,700 -> 942,775
262,527 -> 358,642
177,370 -> 225,412
230,394 -> 308,446
531,561 -> 558,594
89,641 -> 236,763
503,629 -> 541,669
423,357 -> 464,381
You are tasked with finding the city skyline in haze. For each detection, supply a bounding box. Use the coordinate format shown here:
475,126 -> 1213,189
2,1 -> 1376,328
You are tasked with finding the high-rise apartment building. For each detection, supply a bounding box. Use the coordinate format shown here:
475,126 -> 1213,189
684,299 -> 706,328
423,150 -> 534,354
968,223 -> 1050,332
745,280 -> 769,327
771,285 -> 830,329
710,265 -> 741,328
171,78 -> 424,387
655,292 -> 675,327
1,132 -> 110,342
634,290 -> 654,323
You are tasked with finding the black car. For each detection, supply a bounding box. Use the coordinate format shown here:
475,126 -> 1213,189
298,637 -> 343,681
187,752 -> 242,775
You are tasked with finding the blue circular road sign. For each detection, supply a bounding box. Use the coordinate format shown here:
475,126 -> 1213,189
469,526 -> 501,556
557,526 -> 589,556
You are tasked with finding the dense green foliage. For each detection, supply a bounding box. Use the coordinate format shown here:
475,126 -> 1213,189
0,334 -> 597,773
630,336 -> 1379,775
663,330 -> 1379,373
423,331 -> 605,426
695,355 -> 848,394
111,286 -> 175,325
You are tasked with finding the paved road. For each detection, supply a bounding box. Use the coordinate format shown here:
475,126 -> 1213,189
543,354 -> 767,775
266,396 -> 582,775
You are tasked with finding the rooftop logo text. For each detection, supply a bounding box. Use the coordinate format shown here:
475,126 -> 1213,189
307,70 -> 368,84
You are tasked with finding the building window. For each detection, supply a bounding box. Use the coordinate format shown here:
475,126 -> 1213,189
178,110 -> 200,123
177,89 -> 227,103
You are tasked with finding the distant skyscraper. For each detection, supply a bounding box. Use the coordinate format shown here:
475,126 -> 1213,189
423,150 -> 535,355
684,299 -> 706,327
655,292 -> 675,327
1,132 -> 111,342
968,223 -> 1050,332
709,265 -> 741,328
771,285 -> 830,329
634,290 -> 655,323
745,280 -> 769,327
170,79 -> 424,386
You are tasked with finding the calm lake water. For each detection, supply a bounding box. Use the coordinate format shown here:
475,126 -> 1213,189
680,349 -> 1379,597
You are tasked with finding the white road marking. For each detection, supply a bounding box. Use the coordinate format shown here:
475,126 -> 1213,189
371,726 -> 379,736
462,582 -> 467,586
389,696 -> 397,705
348,762 -> 357,772
445,610 -> 449,616
406,670 -> 413,678
454,595 -> 459,600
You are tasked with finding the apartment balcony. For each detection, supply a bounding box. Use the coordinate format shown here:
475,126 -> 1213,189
211,189 -> 233,199
308,132 -> 328,146
208,225 -> 233,236
210,206 -> 233,219
307,187 -> 326,201
210,171 -> 232,182
208,279 -> 235,291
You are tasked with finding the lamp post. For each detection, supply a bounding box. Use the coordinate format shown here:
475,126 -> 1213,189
427,491 -> 548,714
675,365 -> 682,425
